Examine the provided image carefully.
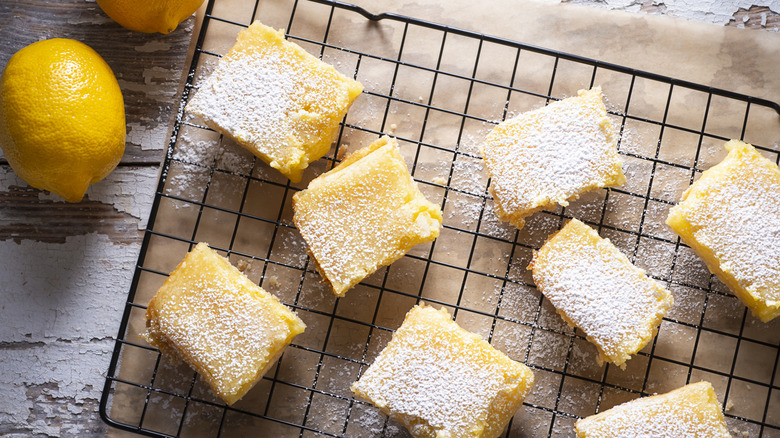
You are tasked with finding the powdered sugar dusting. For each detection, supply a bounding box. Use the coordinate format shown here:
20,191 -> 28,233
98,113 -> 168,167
668,141 -> 780,319
450,156 -> 487,195
576,382 -> 731,437
616,125 -> 641,155
443,157 -> 489,229
479,202 -> 517,240
188,50 -> 295,157
481,88 -> 625,229
531,219 -> 673,367
216,137 -> 255,175
186,22 -> 362,181
173,133 -> 220,166
143,243 -> 305,403
351,305 -> 533,437
348,404 -> 408,437
164,165 -> 209,202
293,138 -> 442,296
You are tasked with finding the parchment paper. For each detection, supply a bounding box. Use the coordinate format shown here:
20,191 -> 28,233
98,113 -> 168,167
106,1 -> 780,437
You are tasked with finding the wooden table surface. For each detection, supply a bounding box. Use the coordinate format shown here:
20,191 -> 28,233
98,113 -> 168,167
0,1 -> 777,437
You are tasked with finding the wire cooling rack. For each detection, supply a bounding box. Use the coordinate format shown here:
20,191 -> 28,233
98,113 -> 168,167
100,0 -> 780,436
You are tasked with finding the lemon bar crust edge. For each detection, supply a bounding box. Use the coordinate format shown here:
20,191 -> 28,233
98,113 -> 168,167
529,219 -> 673,368
666,140 -> 780,322
481,87 -> 625,230
292,136 -> 442,297
575,381 -> 731,437
143,242 -> 306,405
186,21 -> 363,182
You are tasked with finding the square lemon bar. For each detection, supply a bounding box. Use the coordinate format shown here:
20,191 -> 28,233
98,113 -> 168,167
186,21 -> 363,182
143,242 -> 306,405
667,140 -> 780,322
351,305 -> 535,438
293,136 -> 442,297
529,219 -> 673,368
575,381 -> 731,437
480,87 -> 625,230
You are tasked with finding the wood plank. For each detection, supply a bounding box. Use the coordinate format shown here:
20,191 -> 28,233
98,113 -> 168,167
730,5 -> 780,30
0,164 -> 158,244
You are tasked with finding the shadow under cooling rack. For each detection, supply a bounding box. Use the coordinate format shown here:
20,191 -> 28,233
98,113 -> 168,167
100,0 -> 780,437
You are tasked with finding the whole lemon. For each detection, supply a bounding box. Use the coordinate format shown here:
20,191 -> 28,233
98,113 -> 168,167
97,0 -> 206,34
0,38 -> 126,203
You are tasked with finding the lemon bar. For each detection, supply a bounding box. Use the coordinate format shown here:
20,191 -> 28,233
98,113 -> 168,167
575,381 -> 731,437
293,136 -> 442,297
351,305 -> 534,438
667,140 -> 780,322
142,242 -> 306,405
186,21 -> 363,182
529,219 -> 673,368
480,87 -> 625,230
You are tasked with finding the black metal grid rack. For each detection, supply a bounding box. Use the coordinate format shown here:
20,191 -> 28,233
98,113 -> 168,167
100,0 -> 780,436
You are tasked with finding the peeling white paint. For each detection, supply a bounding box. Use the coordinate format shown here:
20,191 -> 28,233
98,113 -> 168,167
119,66 -> 182,151
84,167 -> 159,228
0,233 -> 138,342
660,0 -> 780,26
65,14 -> 113,26
32,167 -> 160,229
126,121 -> 169,150
2,163 -> 158,228
0,233 -> 139,436
0,343 -> 113,431
566,0 -> 780,27
0,165 -> 23,192
118,67 -> 180,97
134,40 -> 173,53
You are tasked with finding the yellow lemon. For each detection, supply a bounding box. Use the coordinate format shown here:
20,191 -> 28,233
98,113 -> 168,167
0,38 -> 126,203
97,0 -> 206,34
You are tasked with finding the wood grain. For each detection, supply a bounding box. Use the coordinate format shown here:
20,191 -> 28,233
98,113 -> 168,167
729,5 -> 780,30
0,174 -> 144,245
